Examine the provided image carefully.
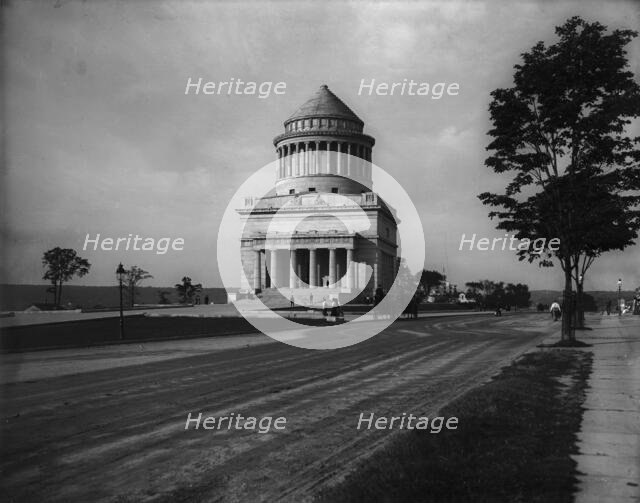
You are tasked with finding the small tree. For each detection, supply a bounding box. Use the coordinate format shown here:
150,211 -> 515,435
417,270 -> 445,299
175,276 -> 202,304
42,247 -> 91,306
124,266 -> 153,307
505,283 -> 531,309
157,290 -> 172,305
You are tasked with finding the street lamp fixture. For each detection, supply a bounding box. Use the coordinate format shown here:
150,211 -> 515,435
117,263 -> 126,339
617,278 -> 622,316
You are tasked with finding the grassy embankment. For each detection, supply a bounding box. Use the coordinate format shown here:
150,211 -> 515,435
320,349 -> 592,503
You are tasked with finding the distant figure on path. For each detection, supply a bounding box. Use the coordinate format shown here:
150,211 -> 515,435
290,295 -> 295,309
550,301 -> 561,321
322,298 -> 328,316
309,293 -> 313,306
374,286 -> 384,306
606,300 -> 612,316
331,298 -> 339,317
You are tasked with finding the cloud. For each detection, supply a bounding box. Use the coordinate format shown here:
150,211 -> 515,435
2,0 -> 639,290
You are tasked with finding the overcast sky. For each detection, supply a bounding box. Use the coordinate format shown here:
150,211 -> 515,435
3,0 -> 639,292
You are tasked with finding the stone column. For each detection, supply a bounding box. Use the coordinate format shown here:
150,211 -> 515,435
365,148 -> 371,179
289,249 -> 297,289
270,249 -> 278,288
347,144 -> 351,176
276,148 -> 281,178
373,249 -> 380,290
337,142 -> 342,175
253,250 -> 261,291
285,145 -> 290,177
326,142 -> 331,173
304,142 -> 309,175
293,144 -> 298,176
309,249 -> 317,288
293,143 -> 297,176
346,249 -> 355,289
314,142 -> 319,175
354,261 -> 359,289
329,248 -> 336,286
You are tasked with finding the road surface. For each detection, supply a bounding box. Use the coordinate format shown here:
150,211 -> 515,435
0,313 -> 555,502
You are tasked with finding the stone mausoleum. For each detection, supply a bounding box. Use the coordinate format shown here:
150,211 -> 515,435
238,85 -> 398,303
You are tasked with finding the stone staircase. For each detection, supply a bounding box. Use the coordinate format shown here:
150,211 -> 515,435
258,287 -> 345,310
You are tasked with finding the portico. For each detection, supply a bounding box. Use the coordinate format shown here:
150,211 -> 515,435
251,243 -> 360,291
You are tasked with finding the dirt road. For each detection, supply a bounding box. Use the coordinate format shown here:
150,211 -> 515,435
0,313 -> 554,502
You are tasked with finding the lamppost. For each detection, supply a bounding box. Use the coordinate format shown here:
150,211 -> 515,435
117,263 -> 126,339
617,278 -> 622,316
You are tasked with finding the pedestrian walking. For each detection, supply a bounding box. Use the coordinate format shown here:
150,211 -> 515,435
550,301 -> 561,321
331,297 -> 339,317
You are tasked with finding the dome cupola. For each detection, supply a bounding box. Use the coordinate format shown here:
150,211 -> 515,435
273,85 -> 375,196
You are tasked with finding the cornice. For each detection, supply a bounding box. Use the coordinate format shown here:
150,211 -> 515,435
273,130 -> 375,147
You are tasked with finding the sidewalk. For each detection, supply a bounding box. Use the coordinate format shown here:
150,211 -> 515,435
545,314 -> 640,502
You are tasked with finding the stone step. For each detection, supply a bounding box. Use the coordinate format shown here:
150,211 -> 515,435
258,287 -> 348,309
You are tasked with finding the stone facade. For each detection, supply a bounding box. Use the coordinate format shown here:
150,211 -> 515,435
238,85 -> 398,300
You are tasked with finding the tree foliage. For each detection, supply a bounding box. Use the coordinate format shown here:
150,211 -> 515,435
124,266 -> 153,307
157,290 -> 172,305
175,276 -> 202,304
42,247 -> 91,306
478,17 -> 640,338
464,280 -> 529,308
417,270 -> 445,296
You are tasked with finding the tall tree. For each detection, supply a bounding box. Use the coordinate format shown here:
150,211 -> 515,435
175,276 -> 202,304
479,17 -> 640,340
124,266 -> 153,307
42,247 -> 91,306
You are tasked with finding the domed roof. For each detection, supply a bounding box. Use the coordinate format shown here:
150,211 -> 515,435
286,85 -> 363,124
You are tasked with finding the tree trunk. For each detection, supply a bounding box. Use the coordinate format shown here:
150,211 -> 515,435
576,281 -> 585,329
58,281 -> 63,307
574,263 -> 585,329
562,268 -> 574,341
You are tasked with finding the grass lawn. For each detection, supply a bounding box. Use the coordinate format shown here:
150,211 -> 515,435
319,349 -> 592,503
